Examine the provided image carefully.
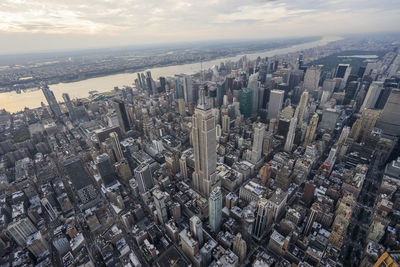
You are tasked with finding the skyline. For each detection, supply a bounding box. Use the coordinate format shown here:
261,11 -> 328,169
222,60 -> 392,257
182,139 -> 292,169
1,0 -> 400,54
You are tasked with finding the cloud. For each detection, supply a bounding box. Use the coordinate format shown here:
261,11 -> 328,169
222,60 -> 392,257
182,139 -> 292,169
0,0 -> 399,53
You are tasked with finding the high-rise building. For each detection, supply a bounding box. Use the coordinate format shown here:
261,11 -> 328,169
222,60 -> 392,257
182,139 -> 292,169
209,186 -> 222,233
146,71 -> 153,94
109,132 -> 124,162
275,165 -> 291,190
64,157 -> 98,205
304,203 -> 318,235
159,77 -> 166,93
294,91 -> 309,127
303,66 -> 321,91
192,86 -> 218,197
267,90 -> 285,120
240,88 -> 252,118
26,232 -> 49,258
375,89 -> 400,137
252,198 -> 272,240
134,163 -> 154,194
222,114 -> 230,133
335,64 -> 352,90
62,93 -> 76,121
7,217 -> 37,246
319,108 -> 340,131
137,73 -> 143,89
343,81 -> 360,105
250,122 -> 265,164
232,233 -> 247,263
261,164 -> 271,186
361,81 -> 384,111
303,113 -> 319,147
359,109 -> 381,142
262,131 -> 273,156
247,72 -> 259,115
113,99 -> 131,134
190,216 -> 204,247
96,153 -> 116,187
41,198 -> 58,221
40,82 -> 61,117
153,189 -> 168,224
284,117 -> 297,152
183,75 -> 194,103
179,155 -> 188,179
177,98 -> 186,116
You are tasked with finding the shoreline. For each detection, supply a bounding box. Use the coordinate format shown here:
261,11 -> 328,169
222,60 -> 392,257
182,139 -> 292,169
0,37 -> 324,94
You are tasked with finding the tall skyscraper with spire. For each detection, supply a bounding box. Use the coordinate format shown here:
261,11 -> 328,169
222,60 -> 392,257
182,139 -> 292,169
40,82 -> 61,117
192,85 -> 218,197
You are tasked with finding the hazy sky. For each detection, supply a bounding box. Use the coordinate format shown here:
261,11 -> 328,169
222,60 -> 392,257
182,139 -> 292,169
0,0 -> 399,54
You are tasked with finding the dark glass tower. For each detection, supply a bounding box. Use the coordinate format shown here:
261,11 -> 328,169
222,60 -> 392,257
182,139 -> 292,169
113,99 -> 130,134
96,153 -> 116,187
240,88 -> 252,118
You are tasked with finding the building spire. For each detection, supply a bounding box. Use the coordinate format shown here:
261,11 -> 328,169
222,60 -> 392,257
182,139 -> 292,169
197,57 -> 209,110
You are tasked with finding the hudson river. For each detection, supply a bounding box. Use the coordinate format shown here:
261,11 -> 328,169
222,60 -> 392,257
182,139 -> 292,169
0,36 -> 341,112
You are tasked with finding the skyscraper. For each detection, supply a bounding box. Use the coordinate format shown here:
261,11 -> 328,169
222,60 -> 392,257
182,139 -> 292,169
109,132 -> 124,162
209,186 -> 222,233
190,216 -> 204,246
177,98 -> 186,116
62,93 -> 76,121
159,76 -> 166,93
96,153 -> 116,187
183,75 -> 194,103
137,73 -> 143,89
134,163 -> 154,194
222,114 -> 230,133
284,117 -> 297,152
232,233 -> 247,263
153,189 -> 168,224
303,113 -> 319,147
303,66 -> 321,92
7,217 -> 37,246
179,155 -> 188,179
267,90 -> 284,120
192,86 -> 218,197
113,99 -> 130,134
294,91 -> 309,127
360,81 -> 384,111
40,82 -> 61,117
146,71 -> 153,95
64,157 -> 98,205
375,89 -> 400,137
247,72 -> 259,115
250,122 -> 265,164
343,81 -> 360,105
240,88 -> 252,118
252,198 -> 272,240
335,64 -> 352,90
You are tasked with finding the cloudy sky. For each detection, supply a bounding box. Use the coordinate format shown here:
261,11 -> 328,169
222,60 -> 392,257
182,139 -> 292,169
0,0 -> 399,54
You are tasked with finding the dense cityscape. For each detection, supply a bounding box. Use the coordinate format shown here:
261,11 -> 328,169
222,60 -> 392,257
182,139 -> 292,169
0,33 -> 400,267
0,37 -> 319,93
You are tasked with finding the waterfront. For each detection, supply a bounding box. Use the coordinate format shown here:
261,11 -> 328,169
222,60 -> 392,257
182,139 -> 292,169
0,36 -> 341,112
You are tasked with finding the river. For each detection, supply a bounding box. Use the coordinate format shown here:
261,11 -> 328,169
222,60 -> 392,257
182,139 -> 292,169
0,36 -> 341,113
